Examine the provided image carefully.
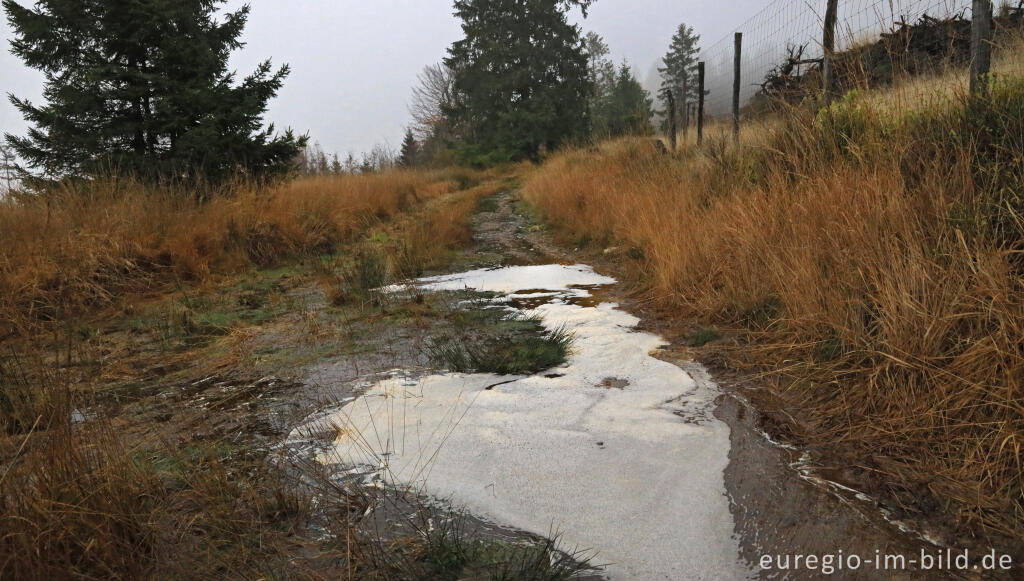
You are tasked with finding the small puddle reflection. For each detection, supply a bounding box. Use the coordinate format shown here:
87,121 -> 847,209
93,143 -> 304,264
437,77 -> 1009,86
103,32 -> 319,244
498,284 -> 610,310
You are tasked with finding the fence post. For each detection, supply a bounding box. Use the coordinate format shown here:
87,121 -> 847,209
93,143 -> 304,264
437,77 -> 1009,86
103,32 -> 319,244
667,89 -> 677,152
733,32 -> 742,144
822,0 -> 839,102
682,75 -> 689,140
697,61 -> 705,146
971,0 -> 993,97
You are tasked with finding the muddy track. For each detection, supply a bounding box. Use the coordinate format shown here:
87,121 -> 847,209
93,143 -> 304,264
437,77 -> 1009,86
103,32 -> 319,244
273,188 -> 997,580
470,189 -> 569,265
468,189 -> 981,580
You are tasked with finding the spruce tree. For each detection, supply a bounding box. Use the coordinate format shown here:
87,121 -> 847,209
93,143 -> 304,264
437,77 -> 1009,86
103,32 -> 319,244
399,129 -> 419,167
583,33 -> 653,139
609,62 -> 654,136
444,0 -> 593,164
658,23 -> 701,124
3,0 -> 306,183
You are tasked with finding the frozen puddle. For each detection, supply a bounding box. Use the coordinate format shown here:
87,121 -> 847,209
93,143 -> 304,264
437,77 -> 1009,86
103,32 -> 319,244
292,264 -> 751,580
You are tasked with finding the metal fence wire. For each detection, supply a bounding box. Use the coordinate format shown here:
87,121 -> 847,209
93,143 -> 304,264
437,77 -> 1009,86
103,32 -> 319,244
696,0 -> 986,116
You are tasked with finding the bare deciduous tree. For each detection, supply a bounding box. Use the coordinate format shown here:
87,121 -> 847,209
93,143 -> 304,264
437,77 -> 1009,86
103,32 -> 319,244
408,63 -> 454,141
295,141 -> 332,176
361,143 -> 397,173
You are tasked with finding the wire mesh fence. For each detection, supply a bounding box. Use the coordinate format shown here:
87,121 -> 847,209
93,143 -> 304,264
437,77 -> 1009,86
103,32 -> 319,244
694,0 -> 1017,118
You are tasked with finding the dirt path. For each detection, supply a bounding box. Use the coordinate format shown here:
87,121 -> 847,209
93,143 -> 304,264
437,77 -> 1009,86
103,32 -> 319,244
274,188 -> 978,580
469,188 -> 567,265
462,190 -> 959,580
71,185 -> 1000,579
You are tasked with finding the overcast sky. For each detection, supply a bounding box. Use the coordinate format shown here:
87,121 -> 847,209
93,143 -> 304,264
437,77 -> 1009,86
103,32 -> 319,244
1,0 -> 769,158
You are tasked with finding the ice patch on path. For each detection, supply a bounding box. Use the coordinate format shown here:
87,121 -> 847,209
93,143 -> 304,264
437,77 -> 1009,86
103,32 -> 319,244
292,264 -> 751,580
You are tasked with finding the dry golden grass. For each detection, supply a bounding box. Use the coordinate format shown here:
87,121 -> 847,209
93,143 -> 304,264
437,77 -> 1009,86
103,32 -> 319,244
0,171 -> 463,338
0,168 -> 505,579
312,180 -> 509,306
392,180 -> 503,272
524,75 -> 1024,539
0,345 -> 362,580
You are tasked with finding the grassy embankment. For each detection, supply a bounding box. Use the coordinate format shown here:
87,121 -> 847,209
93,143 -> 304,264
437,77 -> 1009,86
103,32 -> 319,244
523,39 -> 1024,542
0,168 -> 592,579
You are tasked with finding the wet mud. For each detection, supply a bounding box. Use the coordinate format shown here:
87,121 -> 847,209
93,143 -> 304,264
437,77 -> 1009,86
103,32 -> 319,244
467,190 -> 1009,579
279,189 -> 1012,580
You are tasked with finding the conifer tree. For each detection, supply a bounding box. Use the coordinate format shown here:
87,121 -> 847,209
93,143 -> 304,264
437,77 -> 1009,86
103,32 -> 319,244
0,143 -> 14,192
608,62 -> 654,136
3,0 -> 306,183
444,0 -> 593,164
584,32 -> 616,98
658,23 -> 701,125
399,129 -> 419,167
584,34 -> 653,138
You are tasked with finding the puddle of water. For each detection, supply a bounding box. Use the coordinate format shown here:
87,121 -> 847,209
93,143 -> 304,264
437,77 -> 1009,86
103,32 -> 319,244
292,264 -> 751,580
386,264 -> 613,297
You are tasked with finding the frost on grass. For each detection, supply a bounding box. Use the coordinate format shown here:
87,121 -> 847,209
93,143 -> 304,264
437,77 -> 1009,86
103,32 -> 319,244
293,264 -> 751,581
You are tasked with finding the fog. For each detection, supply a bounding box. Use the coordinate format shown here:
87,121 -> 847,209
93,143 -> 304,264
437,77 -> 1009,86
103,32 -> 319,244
1,0 -> 770,158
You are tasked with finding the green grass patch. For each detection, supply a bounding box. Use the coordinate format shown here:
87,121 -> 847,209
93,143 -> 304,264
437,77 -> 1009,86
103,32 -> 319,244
688,327 -> 721,347
428,309 -> 574,375
392,511 -> 594,581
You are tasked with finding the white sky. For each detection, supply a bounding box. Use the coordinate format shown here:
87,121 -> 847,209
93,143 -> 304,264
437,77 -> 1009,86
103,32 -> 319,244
1,0 -> 769,158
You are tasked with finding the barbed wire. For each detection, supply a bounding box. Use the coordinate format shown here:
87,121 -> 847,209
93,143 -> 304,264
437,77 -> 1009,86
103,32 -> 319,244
696,0 -> 979,116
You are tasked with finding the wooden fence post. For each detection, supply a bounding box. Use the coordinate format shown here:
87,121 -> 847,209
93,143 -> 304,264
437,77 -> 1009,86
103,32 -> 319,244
667,89 -> 677,152
733,32 -> 742,144
971,0 -> 993,97
697,61 -> 705,146
682,75 -> 689,140
822,0 -> 839,102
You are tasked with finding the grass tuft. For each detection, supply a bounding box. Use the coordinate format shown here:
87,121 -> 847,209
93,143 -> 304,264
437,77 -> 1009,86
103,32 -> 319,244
689,327 -> 721,347
375,510 -> 595,581
428,312 -> 574,375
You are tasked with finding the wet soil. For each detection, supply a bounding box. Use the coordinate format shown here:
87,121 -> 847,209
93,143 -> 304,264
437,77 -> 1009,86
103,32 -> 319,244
1,188 -> 613,579
75,187 -> 1010,579
469,190 -> 1011,580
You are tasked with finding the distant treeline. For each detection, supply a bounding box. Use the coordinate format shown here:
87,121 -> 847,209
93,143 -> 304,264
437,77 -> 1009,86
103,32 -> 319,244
2,0 -> 704,182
